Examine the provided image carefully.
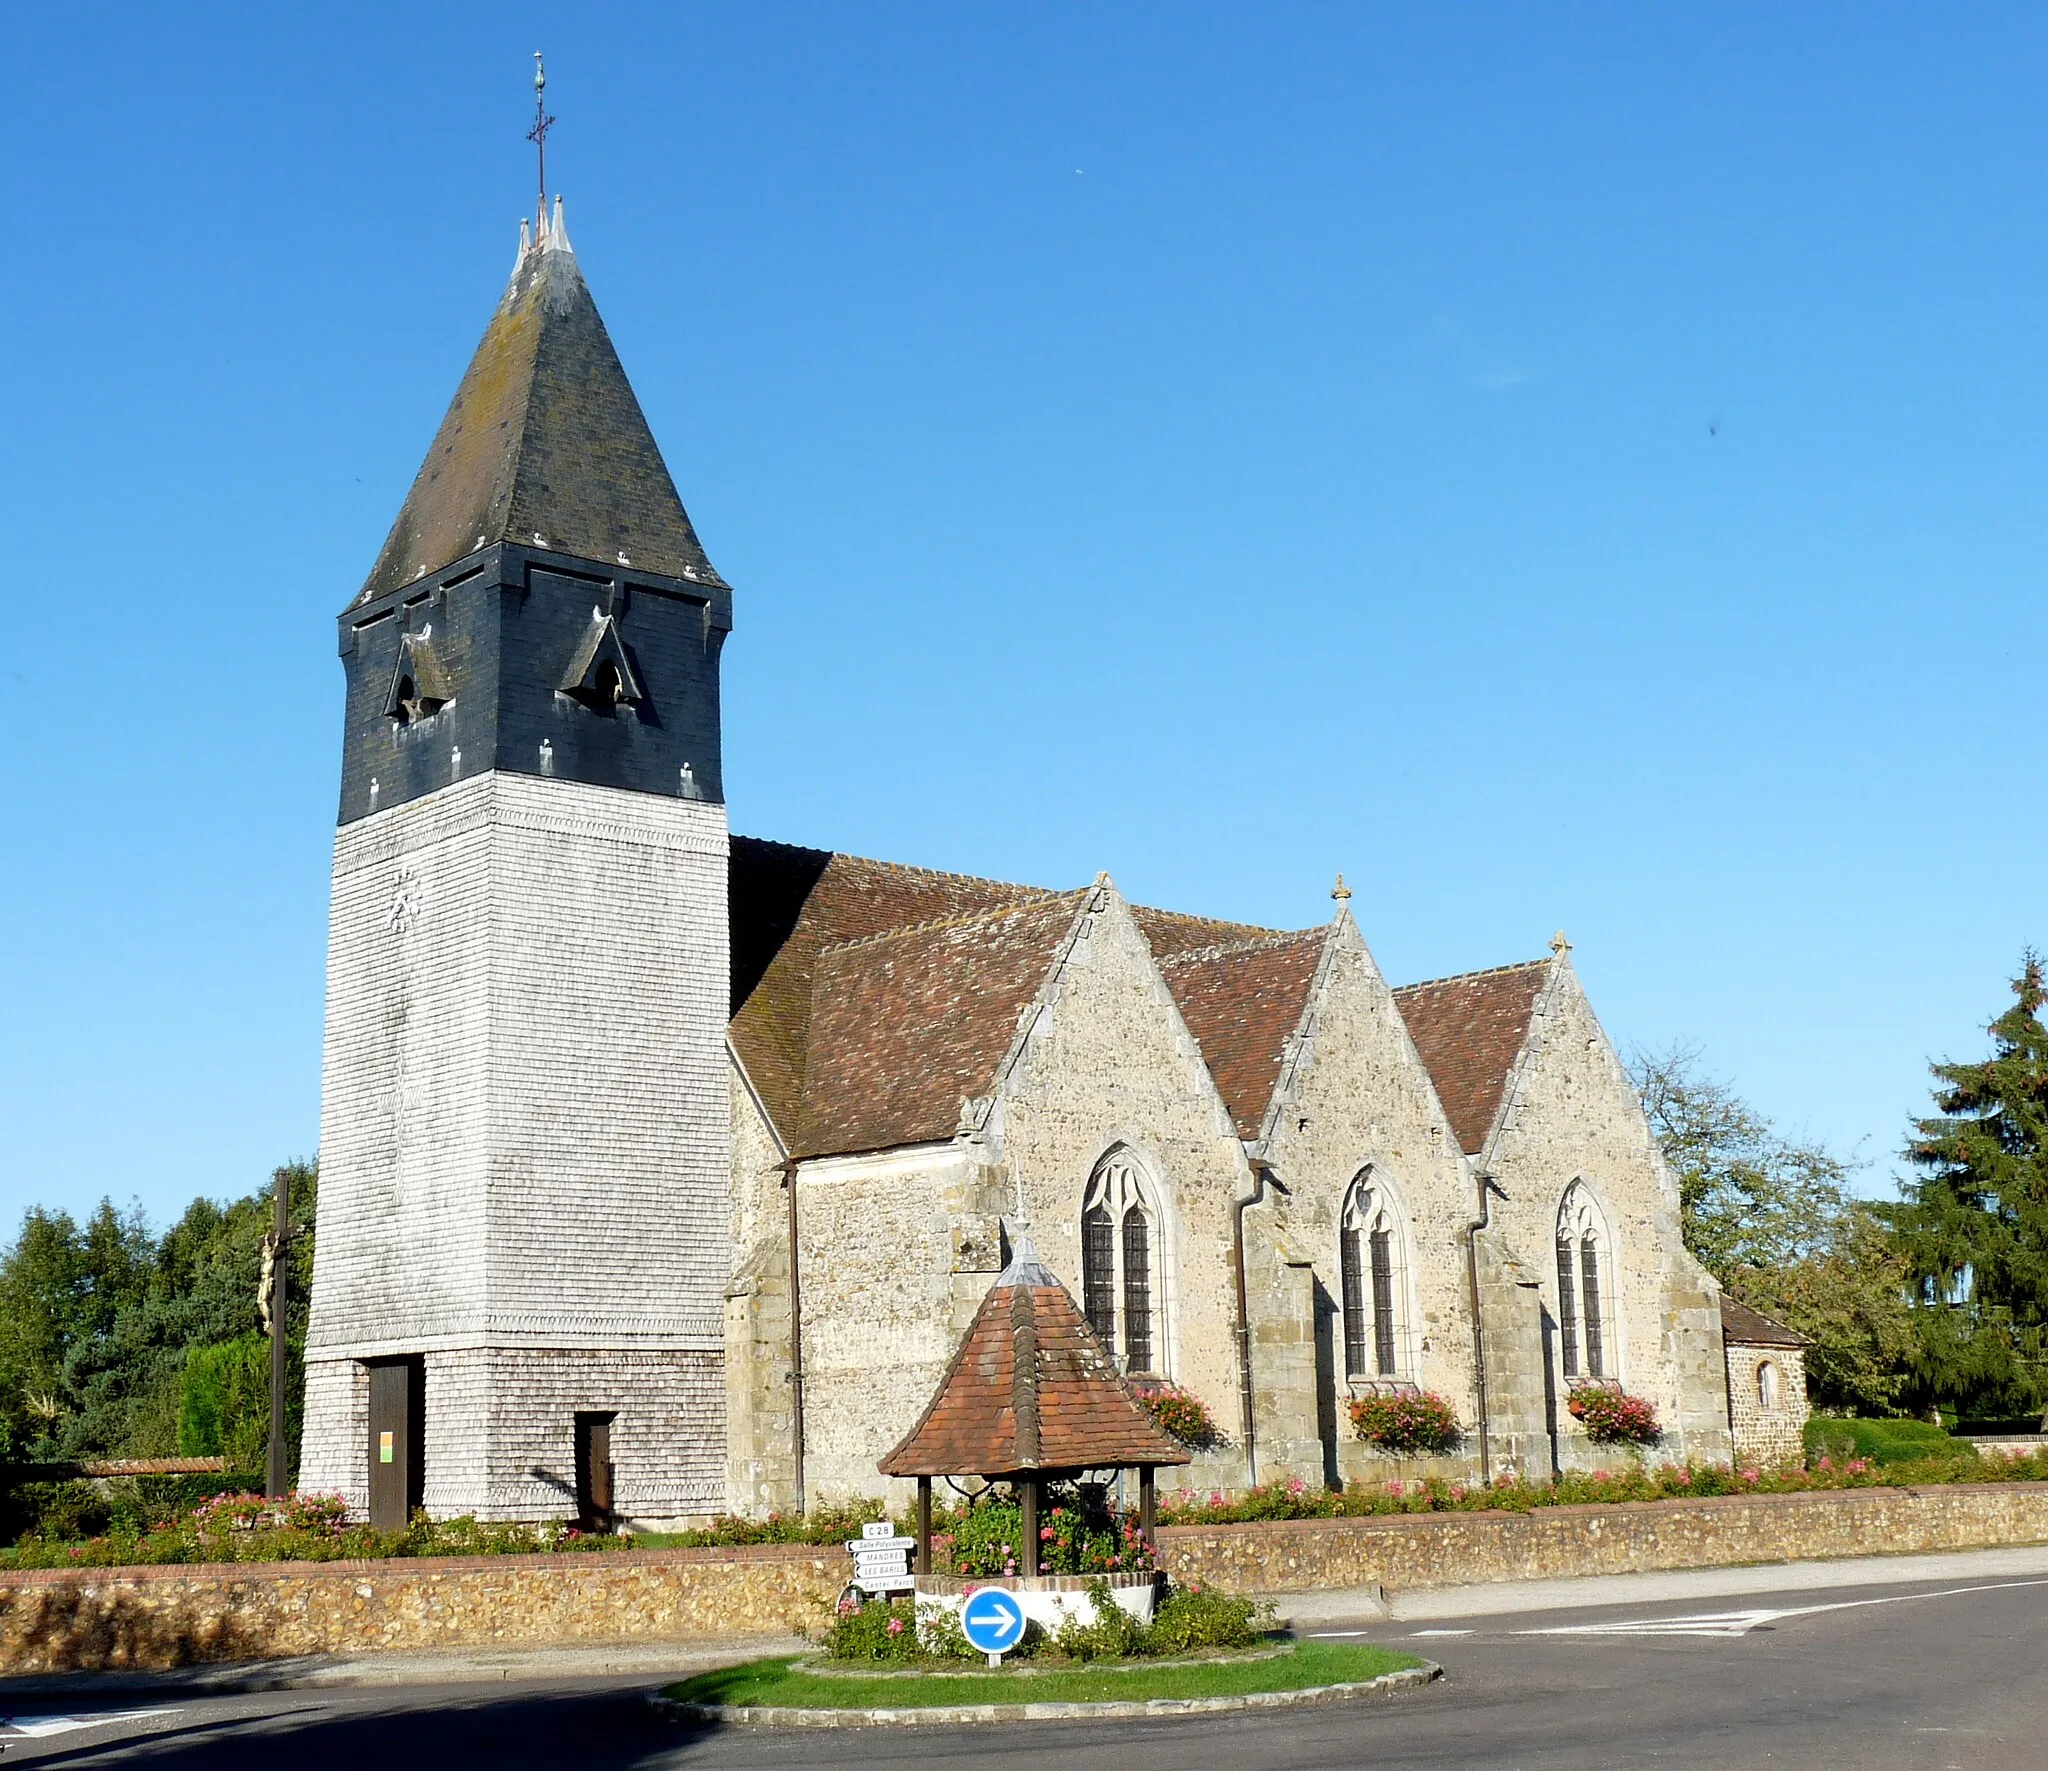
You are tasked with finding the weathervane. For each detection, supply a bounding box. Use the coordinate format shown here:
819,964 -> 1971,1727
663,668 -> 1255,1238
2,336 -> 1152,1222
527,51 -> 556,226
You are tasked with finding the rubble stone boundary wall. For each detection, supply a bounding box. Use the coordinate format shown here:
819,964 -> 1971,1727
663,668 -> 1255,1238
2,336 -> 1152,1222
4,1484 -> 2047,1673
1157,1482 -> 2048,1593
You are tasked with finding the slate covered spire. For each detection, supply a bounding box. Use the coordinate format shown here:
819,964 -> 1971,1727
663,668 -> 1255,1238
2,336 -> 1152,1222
355,201 -> 725,605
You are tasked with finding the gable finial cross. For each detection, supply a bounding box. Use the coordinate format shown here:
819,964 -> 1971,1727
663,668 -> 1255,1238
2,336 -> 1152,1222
527,52 -> 556,229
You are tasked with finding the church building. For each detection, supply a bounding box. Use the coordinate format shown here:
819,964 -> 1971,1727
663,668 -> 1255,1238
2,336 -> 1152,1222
302,200 -> 1746,1529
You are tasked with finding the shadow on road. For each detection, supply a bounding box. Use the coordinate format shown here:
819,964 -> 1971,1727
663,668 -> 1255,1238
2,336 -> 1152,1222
7,1684 -> 724,1769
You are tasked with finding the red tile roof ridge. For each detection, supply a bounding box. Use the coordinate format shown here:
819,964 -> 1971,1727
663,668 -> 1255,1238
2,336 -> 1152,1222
812,889 -> 1091,957
1132,905 -> 1283,942
1392,955 -> 1553,995
734,833 -> 1062,896
1157,925 -> 1328,970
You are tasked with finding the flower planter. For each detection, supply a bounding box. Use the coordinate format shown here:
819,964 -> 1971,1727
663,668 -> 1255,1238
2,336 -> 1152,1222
914,1570 -> 1160,1633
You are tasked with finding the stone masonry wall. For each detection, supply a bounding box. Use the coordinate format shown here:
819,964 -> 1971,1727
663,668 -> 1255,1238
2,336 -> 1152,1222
1480,955 -> 1732,1471
991,888 -> 1258,1480
1158,1482 -> 2048,1593
1727,1343 -> 1810,1468
1258,919 -> 1490,1482
9,1484 -> 2048,1673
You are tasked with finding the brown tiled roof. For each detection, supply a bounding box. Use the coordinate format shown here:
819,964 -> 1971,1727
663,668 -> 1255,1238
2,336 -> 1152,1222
729,838 -> 1056,1147
798,895 -> 1088,1158
1391,959 -> 1550,1154
1129,905 -> 1279,958
881,1245 -> 1191,1477
356,230 -> 725,604
1720,1296 -> 1809,1348
1159,931 -> 1327,1139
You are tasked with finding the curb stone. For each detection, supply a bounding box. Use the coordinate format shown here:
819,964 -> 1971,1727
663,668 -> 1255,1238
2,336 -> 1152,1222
647,1659 -> 1440,1728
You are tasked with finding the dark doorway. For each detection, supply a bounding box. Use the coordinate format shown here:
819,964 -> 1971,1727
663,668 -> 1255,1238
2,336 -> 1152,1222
366,1357 -> 424,1532
574,1412 -> 617,1533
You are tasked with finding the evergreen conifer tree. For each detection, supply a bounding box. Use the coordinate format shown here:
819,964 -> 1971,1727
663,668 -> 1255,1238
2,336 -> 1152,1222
1891,953 -> 2048,1423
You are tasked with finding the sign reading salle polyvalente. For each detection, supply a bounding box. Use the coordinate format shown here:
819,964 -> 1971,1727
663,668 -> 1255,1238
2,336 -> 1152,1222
847,1520 -> 917,1594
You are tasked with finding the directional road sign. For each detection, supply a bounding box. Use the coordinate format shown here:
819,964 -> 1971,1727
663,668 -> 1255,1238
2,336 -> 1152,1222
960,1586 -> 1028,1658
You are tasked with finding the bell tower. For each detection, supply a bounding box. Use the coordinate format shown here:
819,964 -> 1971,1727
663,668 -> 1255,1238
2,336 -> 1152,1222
301,198 -> 733,1527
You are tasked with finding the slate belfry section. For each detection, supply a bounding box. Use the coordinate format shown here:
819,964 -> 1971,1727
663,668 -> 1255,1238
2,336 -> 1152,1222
302,202 -> 733,1526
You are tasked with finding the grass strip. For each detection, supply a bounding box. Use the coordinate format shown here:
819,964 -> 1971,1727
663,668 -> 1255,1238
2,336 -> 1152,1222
664,1640 -> 1419,1710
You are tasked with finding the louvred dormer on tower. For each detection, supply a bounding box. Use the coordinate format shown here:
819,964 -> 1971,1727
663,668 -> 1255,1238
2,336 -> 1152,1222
335,197 -> 732,824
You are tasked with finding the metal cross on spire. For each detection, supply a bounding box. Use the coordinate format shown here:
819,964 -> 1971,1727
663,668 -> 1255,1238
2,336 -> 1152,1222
527,51 -> 556,227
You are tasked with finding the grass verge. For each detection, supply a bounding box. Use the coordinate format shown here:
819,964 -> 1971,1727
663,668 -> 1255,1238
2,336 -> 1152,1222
662,1640 -> 1420,1710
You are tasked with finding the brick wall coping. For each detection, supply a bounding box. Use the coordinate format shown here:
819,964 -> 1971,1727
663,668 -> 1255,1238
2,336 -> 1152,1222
1,1482 -> 2031,1590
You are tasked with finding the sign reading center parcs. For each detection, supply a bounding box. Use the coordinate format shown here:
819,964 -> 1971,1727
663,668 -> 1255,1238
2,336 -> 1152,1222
847,1523 -> 918,1594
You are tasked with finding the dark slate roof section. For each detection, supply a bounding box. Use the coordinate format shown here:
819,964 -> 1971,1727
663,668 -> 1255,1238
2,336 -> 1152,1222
1158,930 -> 1327,1140
799,895 -> 1087,1158
356,225 -> 725,605
1390,959 -> 1551,1155
880,1265 -> 1191,1478
728,838 -> 1057,1147
1720,1296 -> 1809,1348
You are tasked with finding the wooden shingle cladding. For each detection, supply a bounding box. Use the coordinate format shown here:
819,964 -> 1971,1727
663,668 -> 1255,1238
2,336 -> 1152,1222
1390,960 -> 1551,1155
880,1252 -> 1191,1478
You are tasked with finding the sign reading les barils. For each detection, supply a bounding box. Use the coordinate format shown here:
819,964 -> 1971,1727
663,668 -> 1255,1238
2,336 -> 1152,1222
846,1519 -> 917,1594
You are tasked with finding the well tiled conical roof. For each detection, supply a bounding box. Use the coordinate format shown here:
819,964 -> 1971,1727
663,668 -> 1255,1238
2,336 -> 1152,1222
355,203 -> 725,605
880,1235 -> 1191,1478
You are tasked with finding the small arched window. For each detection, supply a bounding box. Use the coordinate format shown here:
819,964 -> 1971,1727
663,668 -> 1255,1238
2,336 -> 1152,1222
1080,1151 -> 1162,1373
1757,1360 -> 1781,1412
1339,1171 -> 1411,1380
1556,1182 -> 1618,1382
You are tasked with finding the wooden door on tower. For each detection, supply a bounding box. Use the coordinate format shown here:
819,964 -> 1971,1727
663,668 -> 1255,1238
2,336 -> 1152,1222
366,1358 -> 423,1532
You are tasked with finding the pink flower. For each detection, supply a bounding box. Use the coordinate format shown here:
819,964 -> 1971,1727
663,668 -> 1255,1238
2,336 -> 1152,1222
886,1618 -> 905,1636
1387,1481 -> 1404,1498
1040,1526 -> 1055,1541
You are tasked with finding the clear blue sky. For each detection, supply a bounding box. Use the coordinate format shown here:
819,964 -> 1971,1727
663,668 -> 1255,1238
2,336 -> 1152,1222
4,4 -> 2043,1229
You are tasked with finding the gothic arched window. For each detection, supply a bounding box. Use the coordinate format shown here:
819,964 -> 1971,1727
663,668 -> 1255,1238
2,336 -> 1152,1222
1339,1171 -> 1412,1380
1555,1181 -> 1618,1382
1080,1151 -> 1164,1373
1757,1359 -> 1782,1412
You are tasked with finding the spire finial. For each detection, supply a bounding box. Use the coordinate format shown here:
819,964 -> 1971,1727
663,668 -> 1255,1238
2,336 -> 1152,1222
527,51 -> 556,230
1331,873 -> 1352,903
1550,929 -> 1571,956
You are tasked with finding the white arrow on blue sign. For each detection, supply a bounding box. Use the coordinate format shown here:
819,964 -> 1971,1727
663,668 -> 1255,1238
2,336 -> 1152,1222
960,1587 -> 1028,1657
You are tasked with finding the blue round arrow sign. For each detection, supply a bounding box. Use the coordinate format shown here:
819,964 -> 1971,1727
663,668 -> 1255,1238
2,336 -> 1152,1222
960,1586 -> 1028,1655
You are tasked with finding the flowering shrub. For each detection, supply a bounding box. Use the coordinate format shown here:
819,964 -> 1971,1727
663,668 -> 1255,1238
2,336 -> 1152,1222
1133,1382 -> 1222,1450
1349,1389 -> 1462,1455
941,1484 -> 1154,1578
1567,1384 -> 1661,1446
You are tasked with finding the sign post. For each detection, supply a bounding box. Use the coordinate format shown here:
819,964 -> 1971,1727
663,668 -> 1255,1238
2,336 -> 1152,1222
845,1519 -> 917,1596
960,1586 -> 1028,1667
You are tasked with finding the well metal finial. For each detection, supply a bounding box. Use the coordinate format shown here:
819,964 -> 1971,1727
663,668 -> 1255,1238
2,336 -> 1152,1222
527,51 -> 556,229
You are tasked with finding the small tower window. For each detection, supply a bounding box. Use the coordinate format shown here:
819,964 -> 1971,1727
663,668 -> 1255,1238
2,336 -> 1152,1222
1757,1360 -> 1781,1412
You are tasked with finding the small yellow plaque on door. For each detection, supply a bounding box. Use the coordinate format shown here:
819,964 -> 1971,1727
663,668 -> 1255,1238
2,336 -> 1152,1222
379,1430 -> 394,1464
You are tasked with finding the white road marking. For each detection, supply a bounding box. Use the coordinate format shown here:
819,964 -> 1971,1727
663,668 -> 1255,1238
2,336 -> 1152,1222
0,1707 -> 179,1738
1410,1629 -> 1476,1637
1519,1577 -> 2048,1639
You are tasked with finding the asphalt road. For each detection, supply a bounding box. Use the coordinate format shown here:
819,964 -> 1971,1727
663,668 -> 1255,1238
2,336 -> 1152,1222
7,1569 -> 2047,1769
